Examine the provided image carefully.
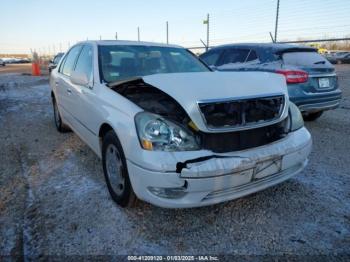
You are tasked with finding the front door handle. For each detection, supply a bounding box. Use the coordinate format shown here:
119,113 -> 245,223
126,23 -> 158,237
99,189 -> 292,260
67,89 -> 72,94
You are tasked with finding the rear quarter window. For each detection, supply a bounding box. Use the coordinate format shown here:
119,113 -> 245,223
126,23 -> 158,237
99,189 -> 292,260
282,51 -> 331,67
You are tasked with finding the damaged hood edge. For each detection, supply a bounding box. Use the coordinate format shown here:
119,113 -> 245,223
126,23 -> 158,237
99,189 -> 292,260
113,72 -> 289,132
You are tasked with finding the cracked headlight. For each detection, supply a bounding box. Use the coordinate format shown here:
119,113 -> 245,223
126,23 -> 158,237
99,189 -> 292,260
289,102 -> 304,131
135,112 -> 200,151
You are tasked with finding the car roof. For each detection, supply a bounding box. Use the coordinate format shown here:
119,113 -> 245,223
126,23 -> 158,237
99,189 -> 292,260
208,43 -> 317,53
76,40 -> 182,49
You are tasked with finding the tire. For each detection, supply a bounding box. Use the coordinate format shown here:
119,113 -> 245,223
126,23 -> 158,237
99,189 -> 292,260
52,97 -> 70,132
303,111 -> 323,121
102,130 -> 137,207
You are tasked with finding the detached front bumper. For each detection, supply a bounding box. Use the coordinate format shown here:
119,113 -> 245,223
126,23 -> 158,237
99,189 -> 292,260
127,127 -> 312,208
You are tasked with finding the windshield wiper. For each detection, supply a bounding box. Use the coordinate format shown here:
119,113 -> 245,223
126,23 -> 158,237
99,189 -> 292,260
314,60 -> 326,64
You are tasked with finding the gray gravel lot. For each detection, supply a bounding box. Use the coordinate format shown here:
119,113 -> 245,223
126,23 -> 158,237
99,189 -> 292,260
0,67 -> 349,259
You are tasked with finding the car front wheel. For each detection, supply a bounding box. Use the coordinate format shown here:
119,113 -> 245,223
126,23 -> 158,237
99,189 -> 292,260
303,111 -> 323,121
102,130 -> 137,207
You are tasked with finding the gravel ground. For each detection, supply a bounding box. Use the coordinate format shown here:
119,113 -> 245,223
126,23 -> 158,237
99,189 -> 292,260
0,67 -> 349,260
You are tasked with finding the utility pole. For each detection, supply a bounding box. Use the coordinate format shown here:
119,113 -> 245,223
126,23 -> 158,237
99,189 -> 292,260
100,35 -> 102,40
203,14 -> 210,51
115,32 -> 118,40
137,27 -> 140,41
166,21 -> 169,44
274,0 -> 280,43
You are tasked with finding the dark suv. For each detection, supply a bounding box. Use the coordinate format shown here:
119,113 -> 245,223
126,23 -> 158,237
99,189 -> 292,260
200,43 -> 342,121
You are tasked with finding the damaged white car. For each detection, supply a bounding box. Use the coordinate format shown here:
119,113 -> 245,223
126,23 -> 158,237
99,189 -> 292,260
50,41 -> 312,208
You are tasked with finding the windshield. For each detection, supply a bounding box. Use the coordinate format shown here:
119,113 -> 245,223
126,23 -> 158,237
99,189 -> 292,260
282,51 -> 331,67
98,45 -> 209,83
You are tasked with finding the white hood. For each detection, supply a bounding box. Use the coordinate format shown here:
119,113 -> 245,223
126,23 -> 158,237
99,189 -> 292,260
142,71 -> 289,132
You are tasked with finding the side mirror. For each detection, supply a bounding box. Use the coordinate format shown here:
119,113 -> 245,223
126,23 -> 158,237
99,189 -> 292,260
70,71 -> 89,86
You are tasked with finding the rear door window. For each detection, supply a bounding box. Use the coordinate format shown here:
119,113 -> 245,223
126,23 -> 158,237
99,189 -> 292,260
282,51 -> 331,67
218,49 -> 250,66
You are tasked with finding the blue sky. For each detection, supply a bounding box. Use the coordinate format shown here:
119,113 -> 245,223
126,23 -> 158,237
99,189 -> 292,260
1,0 -> 349,54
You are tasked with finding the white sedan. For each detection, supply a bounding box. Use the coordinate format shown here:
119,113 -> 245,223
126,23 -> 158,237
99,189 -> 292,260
50,40 -> 312,208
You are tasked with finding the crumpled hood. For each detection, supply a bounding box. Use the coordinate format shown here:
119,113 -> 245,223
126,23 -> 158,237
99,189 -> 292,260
142,71 -> 289,132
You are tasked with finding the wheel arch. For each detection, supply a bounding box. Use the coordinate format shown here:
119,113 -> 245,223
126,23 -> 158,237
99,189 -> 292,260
98,122 -> 114,155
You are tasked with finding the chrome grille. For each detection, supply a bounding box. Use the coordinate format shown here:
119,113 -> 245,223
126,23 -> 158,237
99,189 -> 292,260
198,94 -> 285,130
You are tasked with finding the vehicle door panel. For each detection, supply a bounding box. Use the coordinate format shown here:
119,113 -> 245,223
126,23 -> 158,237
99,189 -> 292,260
59,74 -> 79,127
69,44 -> 101,154
56,45 -> 83,126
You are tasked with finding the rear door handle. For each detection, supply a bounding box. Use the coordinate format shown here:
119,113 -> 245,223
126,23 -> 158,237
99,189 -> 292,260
67,89 -> 72,94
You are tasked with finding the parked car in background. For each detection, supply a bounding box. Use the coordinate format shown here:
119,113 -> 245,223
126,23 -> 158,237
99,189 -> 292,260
336,53 -> 350,64
50,40 -> 311,208
200,43 -> 342,121
49,52 -> 64,73
16,58 -> 31,63
0,59 -> 5,66
0,57 -> 30,64
325,54 -> 338,64
334,51 -> 350,58
1,58 -> 14,64
326,51 -> 350,64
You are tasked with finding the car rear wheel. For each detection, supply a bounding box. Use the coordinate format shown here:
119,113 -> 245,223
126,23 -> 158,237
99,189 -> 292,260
52,97 -> 70,132
102,130 -> 137,207
303,111 -> 323,121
